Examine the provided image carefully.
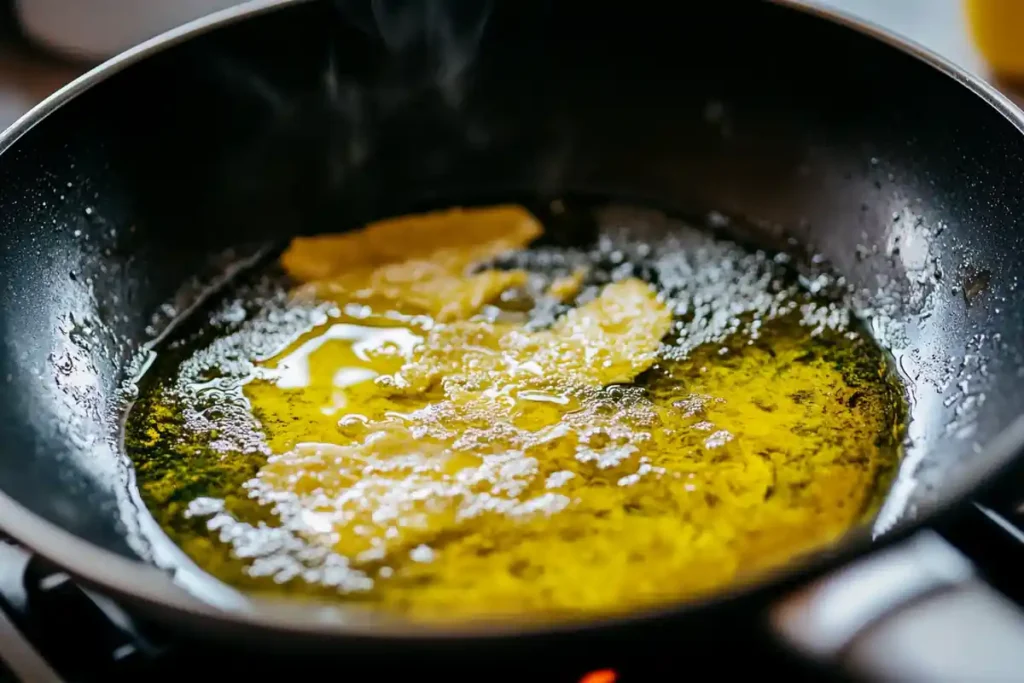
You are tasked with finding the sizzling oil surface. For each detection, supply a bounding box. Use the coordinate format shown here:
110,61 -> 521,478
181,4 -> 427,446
124,204 -> 906,622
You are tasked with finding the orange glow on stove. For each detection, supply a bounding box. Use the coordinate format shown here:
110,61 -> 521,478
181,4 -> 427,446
579,669 -> 618,683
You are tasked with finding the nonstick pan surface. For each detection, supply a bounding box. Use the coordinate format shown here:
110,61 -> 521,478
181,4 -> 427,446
1,0 -> 1024,669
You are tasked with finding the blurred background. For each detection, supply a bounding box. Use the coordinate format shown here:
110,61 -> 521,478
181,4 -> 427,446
0,0 -> 1020,133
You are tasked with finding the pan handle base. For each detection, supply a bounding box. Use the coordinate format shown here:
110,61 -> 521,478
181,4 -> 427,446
772,530 -> 1024,681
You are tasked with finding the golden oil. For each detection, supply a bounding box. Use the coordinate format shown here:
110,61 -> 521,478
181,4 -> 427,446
124,204 -> 905,623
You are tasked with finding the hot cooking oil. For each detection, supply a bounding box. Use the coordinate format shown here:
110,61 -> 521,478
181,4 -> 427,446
123,203 -> 906,622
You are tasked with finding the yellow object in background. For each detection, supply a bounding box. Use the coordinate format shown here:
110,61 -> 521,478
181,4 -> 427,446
965,0 -> 1024,78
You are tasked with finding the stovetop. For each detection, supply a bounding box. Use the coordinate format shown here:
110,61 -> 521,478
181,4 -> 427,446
0,495 -> 1021,682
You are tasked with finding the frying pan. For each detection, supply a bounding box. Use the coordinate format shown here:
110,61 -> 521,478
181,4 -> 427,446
2,0 -> 1024,678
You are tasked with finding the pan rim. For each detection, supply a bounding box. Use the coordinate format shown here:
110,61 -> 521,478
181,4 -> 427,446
0,0 -> 1023,643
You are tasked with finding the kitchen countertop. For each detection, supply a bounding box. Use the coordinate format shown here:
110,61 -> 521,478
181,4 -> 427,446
0,0 -> 1015,129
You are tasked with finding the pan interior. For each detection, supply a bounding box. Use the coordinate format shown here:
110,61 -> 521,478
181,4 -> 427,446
120,198 -> 906,623
0,0 -> 1021,636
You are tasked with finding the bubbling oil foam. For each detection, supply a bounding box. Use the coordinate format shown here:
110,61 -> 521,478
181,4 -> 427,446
124,203 -> 905,622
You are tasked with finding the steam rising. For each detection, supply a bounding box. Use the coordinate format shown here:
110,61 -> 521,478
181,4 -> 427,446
335,0 -> 493,105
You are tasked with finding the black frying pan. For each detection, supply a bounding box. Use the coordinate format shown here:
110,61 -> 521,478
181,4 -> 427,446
2,0 -> 1024,679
